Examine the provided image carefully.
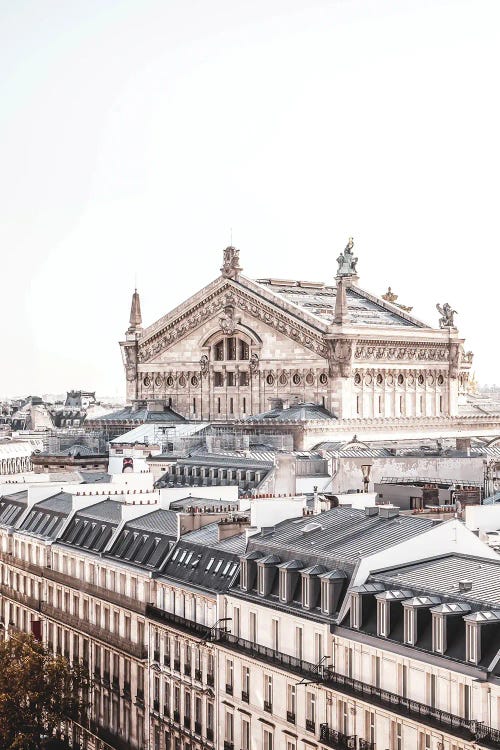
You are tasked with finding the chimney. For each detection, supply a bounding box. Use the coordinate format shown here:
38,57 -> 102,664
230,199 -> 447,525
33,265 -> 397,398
459,579 -> 473,592
365,506 -> 378,517
218,517 -> 250,541
269,398 -> 284,411
378,505 -> 400,519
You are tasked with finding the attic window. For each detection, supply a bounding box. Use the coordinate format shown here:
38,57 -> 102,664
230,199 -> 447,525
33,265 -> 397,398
206,558 -> 214,571
184,552 -> 193,565
178,551 -> 187,563
172,549 -> 180,561
214,560 -> 223,573
229,563 -> 237,577
222,561 -> 231,575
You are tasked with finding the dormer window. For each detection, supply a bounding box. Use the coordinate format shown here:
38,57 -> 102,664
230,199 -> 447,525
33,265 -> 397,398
258,567 -> 265,596
302,577 -> 310,608
377,600 -> 389,637
350,593 -> 361,629
321,579 -> 330,614
240,560 -> 248,590
465,621 -> 479,664
279,569 -> 287,603
432,613 -> 445,654
403,607 -> 416,645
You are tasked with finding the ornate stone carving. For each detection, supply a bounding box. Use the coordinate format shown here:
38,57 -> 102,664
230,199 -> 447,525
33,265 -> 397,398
220,246 -> 242,279
436,302 -> 457,329
336,237 -> 358,277
250,353 -> 259,375
123,345 -> 138,382
137,283 -> 327,363
354,342 -> 449,363
219,305 -> 236,335
328,339 -> 354,377
382,287 -> 413,312
449,343 -> 463,379
200,354 -> 209,377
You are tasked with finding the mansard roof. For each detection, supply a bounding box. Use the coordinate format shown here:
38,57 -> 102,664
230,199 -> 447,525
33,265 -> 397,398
254,278 -> 426,328
158,526 -> 243,593
372,553 -> 500,609
248,506 -> 439,569
105,509 -> 178,570
0,490 -> 28,527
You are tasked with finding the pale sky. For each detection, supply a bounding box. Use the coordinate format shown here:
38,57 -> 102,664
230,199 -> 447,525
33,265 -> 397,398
1,0 -> 499,400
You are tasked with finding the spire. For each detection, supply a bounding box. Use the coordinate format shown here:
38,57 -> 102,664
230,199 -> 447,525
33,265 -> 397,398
334,276 -> 350,325
128,288 -> 142,332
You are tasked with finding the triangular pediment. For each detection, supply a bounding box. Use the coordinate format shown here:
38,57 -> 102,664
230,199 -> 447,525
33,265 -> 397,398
137,275 -> 329,364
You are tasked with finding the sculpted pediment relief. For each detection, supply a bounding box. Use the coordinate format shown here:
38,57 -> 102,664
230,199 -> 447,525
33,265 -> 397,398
137,282 -> 327,363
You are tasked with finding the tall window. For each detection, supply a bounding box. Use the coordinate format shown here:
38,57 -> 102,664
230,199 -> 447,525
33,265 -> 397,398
212,337 -> 250,362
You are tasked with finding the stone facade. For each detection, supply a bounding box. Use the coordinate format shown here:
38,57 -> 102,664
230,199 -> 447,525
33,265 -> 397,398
121,244 -> 472,422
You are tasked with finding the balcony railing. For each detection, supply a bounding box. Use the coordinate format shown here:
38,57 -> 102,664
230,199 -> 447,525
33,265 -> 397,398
194,720 -> 202,735
264,700 -> 272,713
226,683 -> 233,695
195,668 -> 202,681
146,604 -> 218,640
206,727 -> 214,741
218,633 -> 500,749
184,663 -> 191,677
287,711 -> 296,724
173,710 -> 180,724
320,726 -> 357,749
0,582 -> 40,611
359,741 -> 375,750
184,716 -> 191,729
44,567 -> 148,615
173,658 -> 181,671
207,673 -> 214,686
0,551 -> 44,577
40,603 -> 148,660
241,690 -> 249,703
306,719 -> 316,733
224,742 -> 234,750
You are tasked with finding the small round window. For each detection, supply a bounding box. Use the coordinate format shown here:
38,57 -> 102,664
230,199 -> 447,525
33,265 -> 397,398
266,374 -> 275,386
166,376 -> 174,387
191,376 -> 199,387
376,374 -> 383,385
292,373 -> 301,385
418,374 -> 424,385
398,374 -> 404,385
319,373 -> 328,385
438,374 -> 444,386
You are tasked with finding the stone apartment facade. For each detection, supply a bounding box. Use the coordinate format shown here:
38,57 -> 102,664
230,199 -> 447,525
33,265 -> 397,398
1,483 -> 500,750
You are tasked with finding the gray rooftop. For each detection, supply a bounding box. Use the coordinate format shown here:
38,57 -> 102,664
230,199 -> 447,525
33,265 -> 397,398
249,507 -> 439,569
255,279 -> 423,328
36,492 -> 74,514
373,554 -> 500,609
79,499 -> 124,523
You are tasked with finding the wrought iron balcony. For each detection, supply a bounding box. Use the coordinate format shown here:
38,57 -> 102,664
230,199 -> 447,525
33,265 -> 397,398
153,699 -> 160,712
226,683 -> 233,695
224,742 -> 234,750
194,720 -> 202,735
206,727 -> 214,741
173,710 -> 180,724
264,700 -> 272,713
184,663 -> 191,677
287,711 -> 296,724
173,658 -> 181,671
184,715 -> 191,729
320,725 -> 357,749
218,632 -> 500,749
195,668 -> 202,681
207,673 -> 214,686
153,650 -> 160,663
306,719 -> 316,733
359,741 -> 375,750
241,690 -> 249,703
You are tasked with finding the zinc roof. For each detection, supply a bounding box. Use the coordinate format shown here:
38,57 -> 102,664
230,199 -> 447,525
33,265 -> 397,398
374,554 -> 500,608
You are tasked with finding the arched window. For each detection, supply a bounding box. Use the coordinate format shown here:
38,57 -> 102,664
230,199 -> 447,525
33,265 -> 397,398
212,336 -> 250,362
